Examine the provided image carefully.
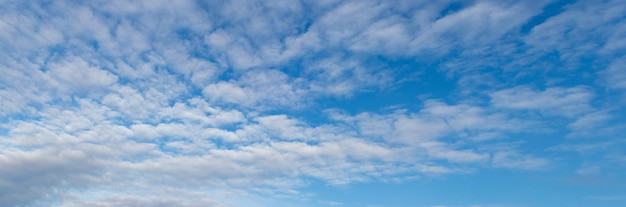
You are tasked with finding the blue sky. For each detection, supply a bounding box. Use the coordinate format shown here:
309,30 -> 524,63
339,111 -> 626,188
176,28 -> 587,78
1,0 -> 625,206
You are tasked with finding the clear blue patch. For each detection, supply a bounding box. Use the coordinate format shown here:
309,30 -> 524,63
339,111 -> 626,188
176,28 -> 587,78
90,40 -> 99,50
437,1 -> 468,20
0,127 -> 8,137
315,62 -> 456,114
301,168 -> 626,207
520,0 -> 577,34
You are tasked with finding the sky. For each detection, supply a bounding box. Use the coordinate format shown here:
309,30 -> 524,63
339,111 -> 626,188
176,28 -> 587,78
1,0 -> 626,206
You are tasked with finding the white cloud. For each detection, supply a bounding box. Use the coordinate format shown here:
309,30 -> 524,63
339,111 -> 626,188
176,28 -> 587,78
0,63 -> 53,115
203,69 -> 308,109
420,141 -> 489,163
601,20 -> 626,54
343,100 -> 528,145
1,0 -> 625,206
0,2 -> 65,54
113,20 -> 151,55
0,87 -> 31,116
330,99 -> 541,166
411,1 -> 533,53
46,57 -> 118,94
162,99 -> 245,126
602,56 -> 626,90
568,110 -> 611,131
490,86 -> 594,117
524,0 -> 626,61
567,110 -> 615,138
576,165 -> 601,176
203,82 -> 251,106
313,1 -> 384,46
256,115 -> 307,140
101,85 -> 151,120
492,151 -> 548,170
306,56 -> 393,97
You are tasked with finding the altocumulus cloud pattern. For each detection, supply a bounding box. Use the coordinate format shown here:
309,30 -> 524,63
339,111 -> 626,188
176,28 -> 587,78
1,0 -> 626,207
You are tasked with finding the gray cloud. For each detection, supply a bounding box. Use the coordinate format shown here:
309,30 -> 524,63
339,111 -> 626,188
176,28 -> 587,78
0,148 -> 104,207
